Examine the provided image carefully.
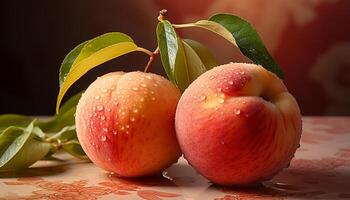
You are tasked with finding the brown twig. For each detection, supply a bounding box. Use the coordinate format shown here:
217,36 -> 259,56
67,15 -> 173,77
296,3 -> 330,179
144,9 -> 168,73
144,47 -> 160,73
158,9 -> 168,21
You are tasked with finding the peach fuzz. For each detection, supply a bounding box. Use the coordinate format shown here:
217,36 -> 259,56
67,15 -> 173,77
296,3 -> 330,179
75,71 -> 182,177
175,63 -> 302,186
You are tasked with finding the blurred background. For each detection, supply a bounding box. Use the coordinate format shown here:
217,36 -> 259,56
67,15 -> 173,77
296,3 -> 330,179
0,0 -> 349,116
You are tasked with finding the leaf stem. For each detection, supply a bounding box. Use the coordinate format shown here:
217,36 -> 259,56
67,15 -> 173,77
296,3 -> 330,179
172,24 -> 194,28
144,47 -> 160,73
136,47 -> 153,56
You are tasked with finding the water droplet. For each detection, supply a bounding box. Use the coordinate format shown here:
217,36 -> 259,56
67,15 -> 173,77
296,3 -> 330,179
101,116 -> 106,120
107,108 -> 111,112
110,86 -> 115,90
101,135 -> 107,142
219,68 -> 223,72
220,111 -> 224,115
102,127 -> 108,132
133,87 -> 139,91
133,108 -> 138,113
215,107 -> 219,111
234,109 -> 241,115
200,84 -> 204,88
217,88 -> 222,92
140,83 -> 147,88
113,131 -> 118,135
102,88 -> 108,93
93,113 -> 97,117
220,93 -> 225,98
245,114 -> 249,118
150,91 -> 155,94
95,95 -> 100,100
210,75 -> 215,80
240,71 -> 245,75
140,98 -> 145,102
268,182 -> 301,191
107,157 -> 111,161
116,91 -> 121,95
121,112 -> 126,115
200,95 -> 206,101
97,105 -> 104,111
151,97 -> 156,101
121,126 -> 125,131
219,99 -> 225,104
146,75 -> 152,80
154,83 -> 158,87
130,117 -> 135,122
126,125 -> 130,129
229,81 -> 234,85
126,131 -> 130,134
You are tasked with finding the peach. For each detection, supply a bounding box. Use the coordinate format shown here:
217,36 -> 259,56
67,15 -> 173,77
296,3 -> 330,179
75,71 -> 182,177
175,63 -> 302,186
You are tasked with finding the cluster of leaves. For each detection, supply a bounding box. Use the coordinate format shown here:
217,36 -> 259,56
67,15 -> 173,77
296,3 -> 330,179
0,93 -> 87,172
1,11 -> 283,172
156,13 -> 284,92
56,13 -> 283,111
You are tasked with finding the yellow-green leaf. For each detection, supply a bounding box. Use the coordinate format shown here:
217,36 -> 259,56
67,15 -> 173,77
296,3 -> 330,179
183,39 -> 218,70
56,33 -> 152,113
174,20 -> 237,47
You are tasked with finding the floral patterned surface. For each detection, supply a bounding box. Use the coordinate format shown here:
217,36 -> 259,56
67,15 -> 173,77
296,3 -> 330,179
1,117 -> 350,200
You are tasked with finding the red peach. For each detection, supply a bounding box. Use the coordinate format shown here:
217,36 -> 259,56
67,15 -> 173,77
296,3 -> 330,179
175,63 -> 302,186
75,71 -> 182,177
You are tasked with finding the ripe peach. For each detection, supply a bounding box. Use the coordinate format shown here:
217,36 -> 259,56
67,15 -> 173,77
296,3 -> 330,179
175,63 -> 302,186
75,71 -> 182,177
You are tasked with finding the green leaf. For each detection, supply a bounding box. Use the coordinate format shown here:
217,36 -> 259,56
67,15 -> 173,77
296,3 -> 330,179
157,21 -> 221,91
62,140 -> 88,160
180,39 -> 207,82
56,32 -> 152,113
182,39 -> 218,70
173,15 -> 284,79
156,20 -> 181,83
209,14 -> 284,79
0,122 -> 50,172
0,115 -> 34,132
32,127 -> 46,139
59,41 -> 88,87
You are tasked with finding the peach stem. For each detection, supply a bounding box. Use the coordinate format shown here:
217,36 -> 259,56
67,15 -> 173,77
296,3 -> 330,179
144,47 -> 160,73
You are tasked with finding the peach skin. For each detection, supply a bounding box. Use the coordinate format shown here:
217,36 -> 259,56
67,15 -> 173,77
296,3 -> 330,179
175,63 -> 302,186
75,71 -> 182,177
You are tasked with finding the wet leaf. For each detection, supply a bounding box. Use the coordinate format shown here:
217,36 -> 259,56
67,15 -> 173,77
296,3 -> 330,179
0,122 -> 50,172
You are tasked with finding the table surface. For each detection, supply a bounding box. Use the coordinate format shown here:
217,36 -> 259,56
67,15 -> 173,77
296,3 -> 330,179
1,117 -> 350,200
